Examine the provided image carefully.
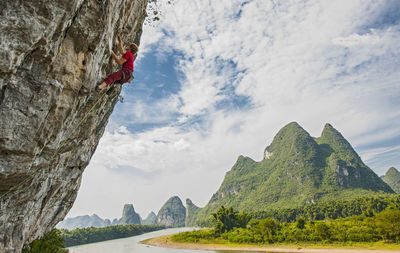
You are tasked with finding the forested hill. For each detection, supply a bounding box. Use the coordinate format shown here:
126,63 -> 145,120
193,122 -> 394,224
384,167 -> 400,193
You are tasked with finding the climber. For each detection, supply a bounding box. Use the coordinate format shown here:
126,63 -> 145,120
98,35 -> 138,90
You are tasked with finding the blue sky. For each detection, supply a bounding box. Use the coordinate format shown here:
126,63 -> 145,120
68,0 -> 400,220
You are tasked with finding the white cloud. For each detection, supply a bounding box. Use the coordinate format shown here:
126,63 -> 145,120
68,0 -> 400,218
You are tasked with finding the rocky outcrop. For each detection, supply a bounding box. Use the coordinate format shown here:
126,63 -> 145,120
157,196 -> 186,227
119,204 -> 141,225
0,0 -> 147,252
142,211 -> 157,225
56,214 -> 110,230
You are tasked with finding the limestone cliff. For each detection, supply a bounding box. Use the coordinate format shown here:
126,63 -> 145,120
56,214 -> 111,230
119,204 -> 141,225
142,211 -> 157,225
185,198 -> 200,227
384,167 -> 400,193
157,196 -> 186,227
0,0 -> 147,252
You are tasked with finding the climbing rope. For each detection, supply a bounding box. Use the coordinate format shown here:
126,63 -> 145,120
0,86 -> 113,200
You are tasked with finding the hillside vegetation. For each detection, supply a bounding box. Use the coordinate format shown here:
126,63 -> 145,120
384,167 -> 400,193
193,122 -> 394,225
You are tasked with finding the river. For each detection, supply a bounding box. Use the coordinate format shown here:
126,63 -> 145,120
67,227 -> 257,253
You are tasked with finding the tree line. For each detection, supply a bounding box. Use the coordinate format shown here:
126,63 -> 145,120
173,202 -> 400,245
22,224 -> 166,252
60,224 -> 166,247
196,194 -> 400,226
252,194 -> 400,222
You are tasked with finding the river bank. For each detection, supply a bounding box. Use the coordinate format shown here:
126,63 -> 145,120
142,234 -> 400,253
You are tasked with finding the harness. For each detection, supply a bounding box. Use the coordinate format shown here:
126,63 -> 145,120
121,67 -> 134,84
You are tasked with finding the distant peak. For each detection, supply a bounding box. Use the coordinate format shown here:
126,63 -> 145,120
266,122 -> 314,151
282,121 -> 307,132
261,122 -> 321,165
186,198 -> 200,208
288,121 -> 301,127
123,204 -> 135,210
170,196 -> 181,201
386,167 -> 399,175
165,196 -> 184,205
278,122 -> 303,132
146,211 -> 156,218
236,155 -> 254,162
321,124 -> 352,142
321,123 -> 338,135
319,123 -> 352,146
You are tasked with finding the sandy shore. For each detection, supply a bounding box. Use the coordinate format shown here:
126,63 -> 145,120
142,234 -> 400,253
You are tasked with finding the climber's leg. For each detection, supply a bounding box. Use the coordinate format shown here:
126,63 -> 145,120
98,82 -> 108,89
98,70 -> 123,89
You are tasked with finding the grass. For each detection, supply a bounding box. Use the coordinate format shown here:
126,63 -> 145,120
167,233 -> 400,251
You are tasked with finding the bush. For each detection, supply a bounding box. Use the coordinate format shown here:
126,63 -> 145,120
22,229 -> 67,253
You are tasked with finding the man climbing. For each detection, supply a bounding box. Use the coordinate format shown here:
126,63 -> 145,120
98,35 -> 138,89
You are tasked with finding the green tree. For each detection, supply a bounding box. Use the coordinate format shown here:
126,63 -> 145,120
376,209 -> 400,242
314,222 -> 330,240
212,206 -> 251,234
249,218 -> 281,243
22,229 -> 67,253
296,217 -> 306,229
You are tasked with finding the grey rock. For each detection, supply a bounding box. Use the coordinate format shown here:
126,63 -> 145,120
111,218 -> 120,226
157,196 -> 186,227
56,214 -> 110,230
104,219 -> 111,227
142,211 -> 157,225
119,204 -> 141,225
0,0 -> 147,252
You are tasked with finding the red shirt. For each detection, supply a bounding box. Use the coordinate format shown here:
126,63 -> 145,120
122,52 -> 134,71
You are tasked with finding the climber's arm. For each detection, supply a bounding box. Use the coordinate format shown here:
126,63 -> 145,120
117,35 -> 125,55
111,51 -> 127,65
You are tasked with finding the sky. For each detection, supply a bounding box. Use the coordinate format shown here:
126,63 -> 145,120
67,0 -> 400,220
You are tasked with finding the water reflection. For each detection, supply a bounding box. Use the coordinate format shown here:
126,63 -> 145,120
67,228 -> 266,253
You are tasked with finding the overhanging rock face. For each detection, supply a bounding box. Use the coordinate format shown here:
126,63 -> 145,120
0,0 -> 147,251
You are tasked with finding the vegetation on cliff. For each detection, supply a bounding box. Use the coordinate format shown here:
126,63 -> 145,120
252,194 -> 400,222
384,167 -> 400,193
194,122 -> 394,224
186,198 -> 201,227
